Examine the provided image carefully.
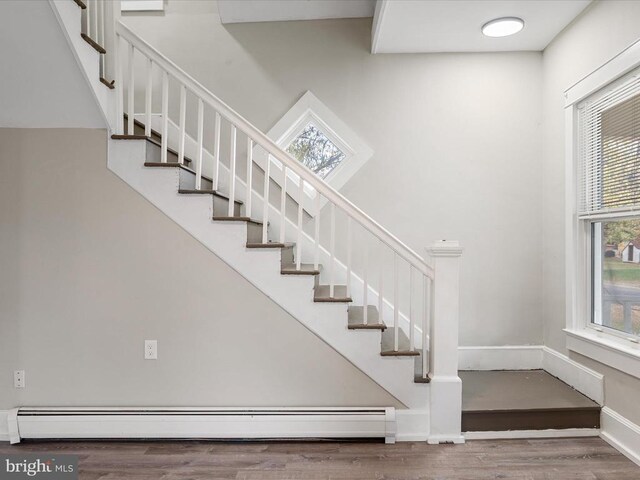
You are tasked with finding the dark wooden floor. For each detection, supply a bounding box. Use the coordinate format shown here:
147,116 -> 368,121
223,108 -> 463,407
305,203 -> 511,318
1,437 -> 638,479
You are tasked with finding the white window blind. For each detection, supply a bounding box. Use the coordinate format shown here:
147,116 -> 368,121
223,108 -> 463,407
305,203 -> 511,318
578,71 -> 640,217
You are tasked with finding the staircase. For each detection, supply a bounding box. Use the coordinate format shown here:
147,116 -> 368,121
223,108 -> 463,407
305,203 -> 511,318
48,0 -> 464,443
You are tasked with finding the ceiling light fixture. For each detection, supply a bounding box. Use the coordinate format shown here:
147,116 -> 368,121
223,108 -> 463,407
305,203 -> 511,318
481,17 -> 524,37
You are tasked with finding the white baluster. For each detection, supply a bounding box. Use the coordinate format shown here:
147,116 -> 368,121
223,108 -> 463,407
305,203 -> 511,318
422,274 -> 430,380
313,192 -> 320,271
346,217 -> 352,297
228,124 -> 236,213
178,85 -> 186,165
99,0 -> 104,50
144,57 -> 152,137
409,266 -> 415,351
262,155 -> 270,244
115,36 -> 124,134
378,240 -> 384,326
127,42 -> 134,135
329,203 -> 336,298
394,253 -> 399,351
160,71 -> 168,163
246,138 -> 253,218
296,177 -> 303,271
93,0 -> 98,44
196,98 -> 204,190
363,238 -> 369,325
280,168 -> 287,243
86,0 -> 91,38
213,112 -> 221,191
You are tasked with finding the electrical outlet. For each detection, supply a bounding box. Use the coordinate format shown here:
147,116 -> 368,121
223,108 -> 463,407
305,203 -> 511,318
14,370 -> 25,388
144,340 -> 157,360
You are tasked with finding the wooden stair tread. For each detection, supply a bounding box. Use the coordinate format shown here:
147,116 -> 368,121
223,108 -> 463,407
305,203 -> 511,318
81,33 -> 106,54
381,328 -> 419,356
118,116 -> 193,166
314,285 -> 352,303
142,163 -> 218,189
213,216 -> 263,226
246,243 -> 294,249
178,189 -> 243,205
100,77 -> 115,89
348,306 -> 385,330
123,114 -> 162,143
281,263 -> 321,275
145,136 -> 193,166
113,134 -> 147,140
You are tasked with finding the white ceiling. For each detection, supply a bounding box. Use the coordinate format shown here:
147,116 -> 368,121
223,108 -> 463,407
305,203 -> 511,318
372,0 -> 592,53
217,0 -> 376,24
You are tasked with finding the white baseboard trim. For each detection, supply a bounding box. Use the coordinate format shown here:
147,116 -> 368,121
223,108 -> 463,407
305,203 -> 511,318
600,407 -> 640,467
395,409 -> 428,442
458,345 -> 543,370
0,410 -> 8,442
464,428 -> 599,440
542,346 -> 604,405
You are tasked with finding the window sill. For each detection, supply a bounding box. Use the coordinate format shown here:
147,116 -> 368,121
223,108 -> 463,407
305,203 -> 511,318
565,328 -> 640,380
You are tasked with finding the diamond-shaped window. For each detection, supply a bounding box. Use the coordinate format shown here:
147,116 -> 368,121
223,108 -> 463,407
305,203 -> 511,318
286,123 -> 346,179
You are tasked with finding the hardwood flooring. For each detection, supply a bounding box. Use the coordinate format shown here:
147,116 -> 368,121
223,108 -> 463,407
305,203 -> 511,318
1,437 -> 638,479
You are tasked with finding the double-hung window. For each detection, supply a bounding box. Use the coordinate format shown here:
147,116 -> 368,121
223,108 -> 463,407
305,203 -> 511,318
567,46 -> 640,378
578,71 -> 640,342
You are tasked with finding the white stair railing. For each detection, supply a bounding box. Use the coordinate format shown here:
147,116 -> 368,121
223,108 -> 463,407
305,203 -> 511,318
113,21 -> 435,373
116,22 -> 434,372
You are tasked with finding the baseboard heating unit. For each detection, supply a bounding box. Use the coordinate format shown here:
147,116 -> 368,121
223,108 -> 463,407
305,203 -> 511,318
7,407 -> 396,444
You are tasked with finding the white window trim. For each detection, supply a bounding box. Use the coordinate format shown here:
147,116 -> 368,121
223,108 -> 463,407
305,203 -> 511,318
253,91 -> 373,216
564,37 -> 640,380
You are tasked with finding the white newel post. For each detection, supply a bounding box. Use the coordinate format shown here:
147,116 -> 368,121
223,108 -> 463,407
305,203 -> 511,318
426,240 -> 464,444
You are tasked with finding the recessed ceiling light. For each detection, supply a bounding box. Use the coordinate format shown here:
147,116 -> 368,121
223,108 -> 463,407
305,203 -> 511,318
482,17 -> 524,38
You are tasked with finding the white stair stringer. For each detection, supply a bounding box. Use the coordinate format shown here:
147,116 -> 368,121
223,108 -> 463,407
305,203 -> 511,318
108,139 -> 429,410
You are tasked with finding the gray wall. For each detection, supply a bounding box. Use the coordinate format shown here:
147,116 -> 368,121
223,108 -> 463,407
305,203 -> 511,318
542,0 -> 640,425
0,1 -> 104,128
123,1 -> 544,348
0,128 -> 402,409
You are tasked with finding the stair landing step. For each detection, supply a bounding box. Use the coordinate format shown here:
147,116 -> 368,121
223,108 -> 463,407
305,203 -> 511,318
281,263 -> 321,275
314,285 -> 352,303
461,370 -> 600,432
348,306 -> 385,330
381,328 -> 419,356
